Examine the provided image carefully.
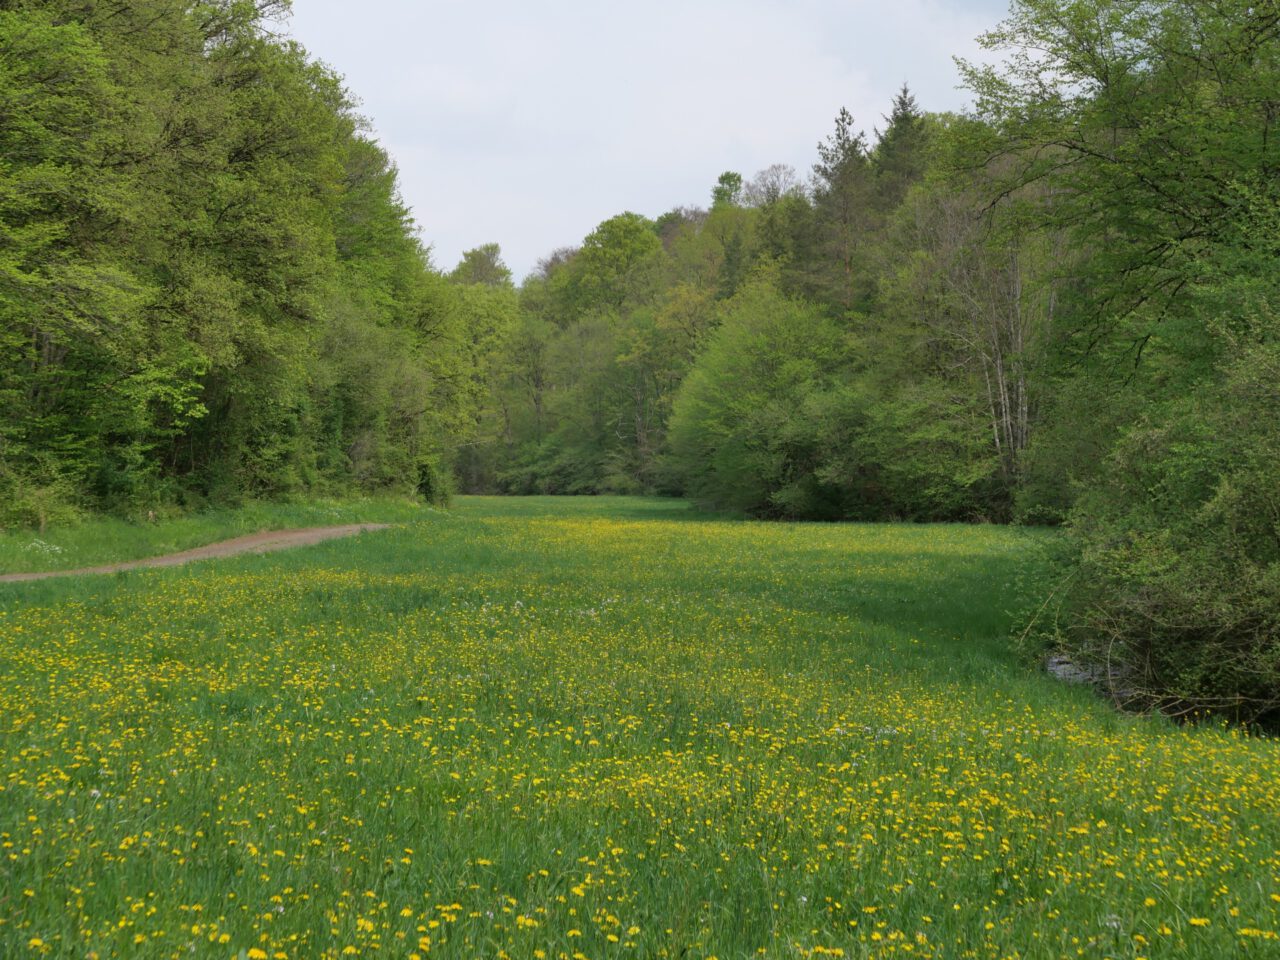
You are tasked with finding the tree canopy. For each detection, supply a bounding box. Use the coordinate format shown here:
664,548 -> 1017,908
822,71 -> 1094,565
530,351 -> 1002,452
0,0 -> 511,524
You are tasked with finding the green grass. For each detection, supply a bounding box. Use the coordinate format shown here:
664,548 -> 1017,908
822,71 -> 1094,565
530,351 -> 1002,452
0,497 -> 1276,959
0,497 -> 430,575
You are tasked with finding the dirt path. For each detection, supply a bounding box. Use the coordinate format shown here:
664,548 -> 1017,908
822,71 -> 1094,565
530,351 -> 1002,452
0,524 -> 392,584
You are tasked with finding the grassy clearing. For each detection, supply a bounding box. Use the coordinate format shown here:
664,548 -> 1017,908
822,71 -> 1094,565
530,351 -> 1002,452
0,497 -> 430,575
0,496 -> 1276,959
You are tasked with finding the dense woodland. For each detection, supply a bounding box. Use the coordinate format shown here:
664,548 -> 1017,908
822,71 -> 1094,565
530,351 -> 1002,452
2,0 -> 1278,720
0,0 -> 513,527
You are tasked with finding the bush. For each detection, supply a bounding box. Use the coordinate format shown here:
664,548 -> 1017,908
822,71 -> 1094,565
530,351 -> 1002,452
1051,342 -> 1280,725
0,463 -> 85,532
415,458 -> 453,506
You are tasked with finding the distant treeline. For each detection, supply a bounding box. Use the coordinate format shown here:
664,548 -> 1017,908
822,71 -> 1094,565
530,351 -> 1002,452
0,0 -> 513,526
460,0 -> 1280,723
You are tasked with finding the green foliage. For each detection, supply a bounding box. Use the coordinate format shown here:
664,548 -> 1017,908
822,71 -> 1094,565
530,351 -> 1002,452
960,0 -> 1279,364
665,270 -> 1000,521
1052,340 -> 1280,723
666,273 -> 852,517
0,0 -> 501,520
970,0 -> 1280,717
808,107 -> 875,313
873,85 -> 929,209
459,79 -> 1017,529
450,243 -> 514,288
560,212 -> 664,315
1043,187 -> 1280,720
711,170 -> 743,208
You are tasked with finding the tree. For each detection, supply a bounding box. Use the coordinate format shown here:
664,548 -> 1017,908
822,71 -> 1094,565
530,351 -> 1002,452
873,84 -> 929,209
960,0 -> 1280,363
564,212 -> 663,314
450,243 -> 514,288
0,0 -> 501,520
666,271 -> 854,516
743,164 -> 803,207
809,108 -> 875,313
884,160 -> 1064,496
965,0 -> 1280,717
711,171 -> 743,208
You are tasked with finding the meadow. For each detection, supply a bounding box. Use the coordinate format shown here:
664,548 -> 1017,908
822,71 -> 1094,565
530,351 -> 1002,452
0,496 -> 1276,959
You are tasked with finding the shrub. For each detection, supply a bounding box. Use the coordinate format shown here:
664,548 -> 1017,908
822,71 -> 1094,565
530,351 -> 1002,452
1052,342 -> 1280,724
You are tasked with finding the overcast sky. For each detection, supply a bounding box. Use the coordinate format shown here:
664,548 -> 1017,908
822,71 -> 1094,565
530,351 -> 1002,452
283,1 -> 1011,280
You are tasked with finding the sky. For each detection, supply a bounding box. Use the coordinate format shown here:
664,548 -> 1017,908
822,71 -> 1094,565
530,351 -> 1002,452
282,1 -> 1011,280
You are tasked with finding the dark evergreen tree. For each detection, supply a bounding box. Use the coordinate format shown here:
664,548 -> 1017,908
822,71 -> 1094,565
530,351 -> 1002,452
873,84 -> 929,209
809,108 -> 875,314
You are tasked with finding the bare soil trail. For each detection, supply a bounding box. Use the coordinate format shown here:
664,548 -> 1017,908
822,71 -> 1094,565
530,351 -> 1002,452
0,524 -> 392,583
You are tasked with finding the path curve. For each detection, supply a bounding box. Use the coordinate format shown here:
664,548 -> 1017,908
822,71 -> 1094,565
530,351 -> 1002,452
0,524 -> 392,583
